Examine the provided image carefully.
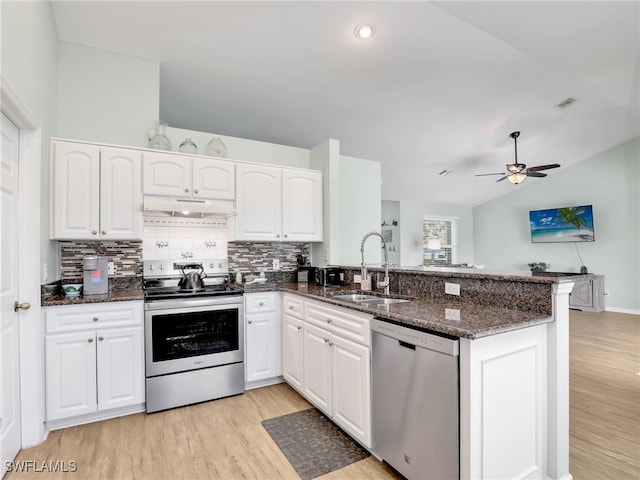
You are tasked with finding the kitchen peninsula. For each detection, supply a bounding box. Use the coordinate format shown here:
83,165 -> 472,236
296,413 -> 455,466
244,266 -> 574,480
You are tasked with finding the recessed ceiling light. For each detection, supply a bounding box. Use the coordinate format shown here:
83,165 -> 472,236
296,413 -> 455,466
439,169 -> 453,176
354,24 -> 374,39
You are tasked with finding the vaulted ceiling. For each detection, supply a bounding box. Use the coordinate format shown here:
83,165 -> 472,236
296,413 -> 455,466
52,1 -> 639,206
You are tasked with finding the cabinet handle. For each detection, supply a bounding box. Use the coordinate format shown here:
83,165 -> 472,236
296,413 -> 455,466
259,301 -> 264,306
248,320 -> 253,324
328,341 -> 334,347
185,188 -> 190,193
326,318 -> 332,323
91,230 -> 98,235
297,326 -> 302,330
98,336 -> 104,341
324,338 -> 330,343
284,234 -> 288,238
276,234 -> 280,238
93,317 -> 99,322
194,189 -> 199,194
289,305 -> 294,310
101,230 -> 106,235
88,337 -> 94,343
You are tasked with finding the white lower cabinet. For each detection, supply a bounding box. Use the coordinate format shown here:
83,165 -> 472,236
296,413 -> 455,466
44,301 -> 144,428
282,293 -> 372,448
245,292 -> 281,388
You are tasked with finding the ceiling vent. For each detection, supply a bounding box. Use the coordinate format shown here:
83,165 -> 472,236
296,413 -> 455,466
556,97 -> 577,109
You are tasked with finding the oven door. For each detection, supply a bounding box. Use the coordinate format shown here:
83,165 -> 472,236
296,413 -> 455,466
145,296 -> 244,377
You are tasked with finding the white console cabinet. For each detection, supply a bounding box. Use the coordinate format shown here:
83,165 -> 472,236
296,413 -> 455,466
244,292 -> 282,388
235,164 -> 323,242
569,275 -> 605,312
44,301 -> 145,429
51,140 -> 142,240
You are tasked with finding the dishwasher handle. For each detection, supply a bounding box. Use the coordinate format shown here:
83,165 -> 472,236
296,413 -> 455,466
399,340 -> 416,350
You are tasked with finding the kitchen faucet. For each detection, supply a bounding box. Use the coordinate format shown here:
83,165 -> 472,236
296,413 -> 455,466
360,231 -> 390,295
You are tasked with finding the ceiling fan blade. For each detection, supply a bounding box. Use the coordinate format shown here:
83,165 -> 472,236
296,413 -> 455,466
495,175 -> 509,182
527,163 -> 560,172
526,171 -> 547,178
475,173 -> 505,177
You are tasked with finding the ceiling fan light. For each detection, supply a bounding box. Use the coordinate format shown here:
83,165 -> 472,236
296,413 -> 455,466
508,173 -> 526,185
354,24 -> 374,39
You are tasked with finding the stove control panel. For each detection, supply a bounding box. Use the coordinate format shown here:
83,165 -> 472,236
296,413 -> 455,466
143,259 -> 229,278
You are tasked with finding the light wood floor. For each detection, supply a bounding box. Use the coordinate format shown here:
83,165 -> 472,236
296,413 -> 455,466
569,310 -> 640,480
7,310 -> 639,480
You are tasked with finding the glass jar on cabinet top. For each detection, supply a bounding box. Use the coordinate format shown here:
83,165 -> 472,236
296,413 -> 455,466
179,138 -> 198,154
148,121 -> 172,151
205,136 -> 228,157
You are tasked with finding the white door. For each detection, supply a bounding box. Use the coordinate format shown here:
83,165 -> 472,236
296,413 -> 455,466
0,113 -> 23,475
100,147 -> 142,240
142,152 -> 191,197
332,335 -> 371,446
235,163 -> 281,241
282,314 -> 304,392
96,327 -> 144,411
45,332 -> 98,421
303,323 -> 332,414
192,158 -> 235,199
246,312 -> 277,382
282,169 -> 323,241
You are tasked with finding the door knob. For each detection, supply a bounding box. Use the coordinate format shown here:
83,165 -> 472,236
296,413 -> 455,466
14,301 -> 31,312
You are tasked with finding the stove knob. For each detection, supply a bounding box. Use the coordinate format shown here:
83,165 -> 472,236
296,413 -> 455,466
218,262 -> 223,268
149,265 -> 155,271
159,264 -> 164,270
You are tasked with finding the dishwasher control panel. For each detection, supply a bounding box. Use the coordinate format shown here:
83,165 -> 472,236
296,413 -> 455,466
371,318 -> 459,356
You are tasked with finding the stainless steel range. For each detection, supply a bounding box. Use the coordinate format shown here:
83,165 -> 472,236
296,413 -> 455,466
143,259 -> 244,413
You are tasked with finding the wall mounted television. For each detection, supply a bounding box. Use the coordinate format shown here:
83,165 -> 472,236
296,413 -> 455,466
529,205 -> 595,243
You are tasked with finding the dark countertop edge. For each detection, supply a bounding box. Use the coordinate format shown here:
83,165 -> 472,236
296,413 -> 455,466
342,266 -> 592,284
41,290 -> 144,307
274,283 -> 553,340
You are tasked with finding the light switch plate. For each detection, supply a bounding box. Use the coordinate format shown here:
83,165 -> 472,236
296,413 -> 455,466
108,262 -> 116,275
354,274 -> 362,283
445,282 -> 460,295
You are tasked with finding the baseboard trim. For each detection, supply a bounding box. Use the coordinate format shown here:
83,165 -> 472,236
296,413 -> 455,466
605,307 -> 640,316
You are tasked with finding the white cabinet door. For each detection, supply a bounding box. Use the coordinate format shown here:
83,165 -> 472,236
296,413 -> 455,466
45,331 -> 97,421
246,312 -> 280,383
235,163 -> 282,241
51,141 -> 100,239
282,168 -> 323,241
332,334 -> 371,446
193,157 -> 235,199
303,322 -> 333,415
100,147 -> 142,240
142,151 -> 191,197
282,314 -> 304,392
96,327 -> 145,411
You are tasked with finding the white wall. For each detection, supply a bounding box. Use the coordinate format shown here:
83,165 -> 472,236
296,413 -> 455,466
339,155 -> 382,267
57,42 -> 160,148
473,137 -> 640,313
165,126 -> 309,169
1,0 -> 59,282
398,201 -> 475,267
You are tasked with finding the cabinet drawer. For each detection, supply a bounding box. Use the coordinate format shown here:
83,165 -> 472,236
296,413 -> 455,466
245,293 -> 278,313
45,301 -> 143,334
305,300 -> 371,347
282,294 -> 304,319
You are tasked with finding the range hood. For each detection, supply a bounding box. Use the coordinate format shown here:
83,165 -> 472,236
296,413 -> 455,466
143,196 -> 236,218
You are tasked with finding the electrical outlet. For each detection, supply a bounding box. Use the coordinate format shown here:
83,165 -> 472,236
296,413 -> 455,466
323,249 -> 329,261
43,263 -> 48,282
272,259 -> 280,270
354,274 -> 362,283
445,282 -> 460,296
108,262 -> 116,275
445,308 -> 461,321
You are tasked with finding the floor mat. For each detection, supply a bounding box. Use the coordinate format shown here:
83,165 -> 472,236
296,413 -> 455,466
261,408 -> 370,480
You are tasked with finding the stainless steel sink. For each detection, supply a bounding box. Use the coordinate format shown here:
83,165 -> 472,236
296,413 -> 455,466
331,293 -> 410,306
331,293 -> 380,302
359,298 -> 410,306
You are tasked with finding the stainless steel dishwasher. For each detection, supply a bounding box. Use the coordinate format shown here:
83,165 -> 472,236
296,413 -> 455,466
371,318 -> 459,479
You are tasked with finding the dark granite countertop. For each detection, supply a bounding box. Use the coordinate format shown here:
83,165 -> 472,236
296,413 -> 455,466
41,289 -> 144,307
240,281 -> 554,340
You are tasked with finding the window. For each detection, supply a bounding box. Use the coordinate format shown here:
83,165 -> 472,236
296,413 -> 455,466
423,216 -> 458,265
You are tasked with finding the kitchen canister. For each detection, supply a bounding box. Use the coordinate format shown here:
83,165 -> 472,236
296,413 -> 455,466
148,121 -> 172,151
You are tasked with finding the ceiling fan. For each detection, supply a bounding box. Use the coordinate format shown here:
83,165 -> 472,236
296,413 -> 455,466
475,131 -> 560,184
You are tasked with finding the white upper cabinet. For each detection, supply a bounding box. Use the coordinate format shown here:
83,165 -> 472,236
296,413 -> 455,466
51,141 -> 142,240
143,151 -> 234,200
235,163 -> 323,242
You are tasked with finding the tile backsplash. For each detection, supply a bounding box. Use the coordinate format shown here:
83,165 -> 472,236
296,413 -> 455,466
142,217 -> 228,261
59,241 -> 142,280
228,241 -> 310,273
